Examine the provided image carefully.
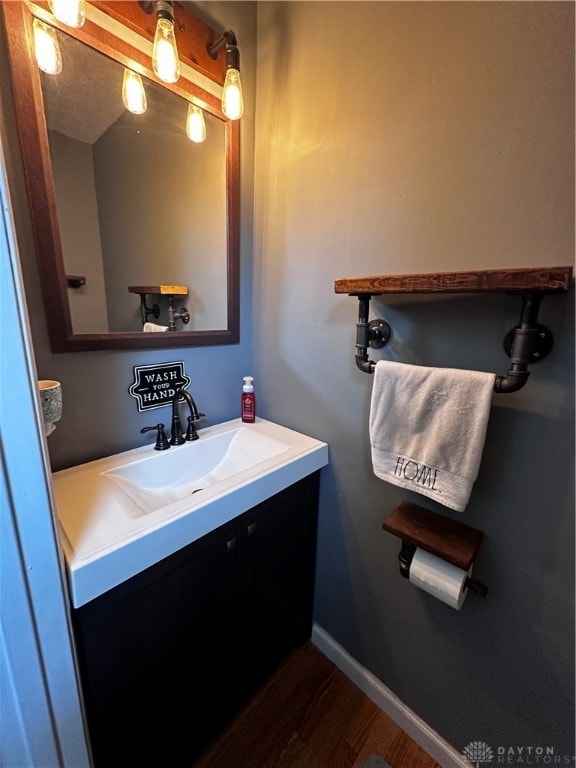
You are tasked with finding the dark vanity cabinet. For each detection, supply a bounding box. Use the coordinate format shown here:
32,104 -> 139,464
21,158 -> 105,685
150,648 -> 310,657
71,473 -> 320,768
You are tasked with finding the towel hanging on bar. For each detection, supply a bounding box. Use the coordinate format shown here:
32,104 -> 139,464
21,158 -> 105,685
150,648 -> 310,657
369,361 -> 495,512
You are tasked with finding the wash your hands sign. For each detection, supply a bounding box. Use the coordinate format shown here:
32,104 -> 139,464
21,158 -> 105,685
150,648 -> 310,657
129,361 -> 191,412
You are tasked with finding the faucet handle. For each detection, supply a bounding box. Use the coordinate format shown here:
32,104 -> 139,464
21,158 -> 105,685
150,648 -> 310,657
185,416 -> 200,441
140,423 -> 170,451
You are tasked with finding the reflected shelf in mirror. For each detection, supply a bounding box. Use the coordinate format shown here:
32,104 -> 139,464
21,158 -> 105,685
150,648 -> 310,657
129,284 -> 189,331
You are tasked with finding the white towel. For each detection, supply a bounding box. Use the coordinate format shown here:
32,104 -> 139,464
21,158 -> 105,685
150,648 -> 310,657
369,361 -> 495,512
143,322 -> 168,332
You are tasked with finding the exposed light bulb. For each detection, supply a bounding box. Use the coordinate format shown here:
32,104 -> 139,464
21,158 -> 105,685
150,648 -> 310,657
122,69 -> 147,115
222,68 -> 243,120
152,17 -> 180,84
207,32 -> 244,121
33,19 -> 62,75
186,104 -> 206,143
48,0 -> 85,28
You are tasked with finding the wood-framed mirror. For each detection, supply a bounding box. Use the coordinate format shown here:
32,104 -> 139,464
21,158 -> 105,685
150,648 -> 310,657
3,0 -> 240,351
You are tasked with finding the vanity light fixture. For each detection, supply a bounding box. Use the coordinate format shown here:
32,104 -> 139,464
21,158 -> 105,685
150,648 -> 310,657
151,1 -> 180,84
186,104 -> 206,143
48,0 -> 85,28
32,18 -> 62,75
122,69 -> 147,114
207,31 -> 244,120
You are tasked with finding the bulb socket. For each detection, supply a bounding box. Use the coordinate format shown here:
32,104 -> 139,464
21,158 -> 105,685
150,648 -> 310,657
225,44 -> 240,71
155,0 -> 175,23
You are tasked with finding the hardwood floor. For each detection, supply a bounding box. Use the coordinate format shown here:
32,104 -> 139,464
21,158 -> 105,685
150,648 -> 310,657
192,642 -> 442,768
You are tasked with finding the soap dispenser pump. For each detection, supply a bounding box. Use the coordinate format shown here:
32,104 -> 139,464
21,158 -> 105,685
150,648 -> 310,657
241,376 -> 255,423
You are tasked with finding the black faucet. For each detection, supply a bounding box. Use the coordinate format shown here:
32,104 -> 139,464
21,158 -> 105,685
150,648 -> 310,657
170,389 -> 205,445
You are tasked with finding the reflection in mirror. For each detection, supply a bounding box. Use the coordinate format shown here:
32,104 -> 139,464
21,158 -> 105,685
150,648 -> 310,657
3,1 -> 240,351
42,30 -> 227,334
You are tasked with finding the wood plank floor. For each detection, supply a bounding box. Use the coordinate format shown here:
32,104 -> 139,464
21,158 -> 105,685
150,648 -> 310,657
192,642 -> 442,768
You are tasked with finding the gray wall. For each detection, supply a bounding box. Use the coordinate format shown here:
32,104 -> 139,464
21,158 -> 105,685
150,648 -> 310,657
49,130 -> 109,334
1,1 -> 257,471
254,0 -> 574,756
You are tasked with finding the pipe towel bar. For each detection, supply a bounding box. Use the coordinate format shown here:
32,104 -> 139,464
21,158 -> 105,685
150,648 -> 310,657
352,292 -> 558,394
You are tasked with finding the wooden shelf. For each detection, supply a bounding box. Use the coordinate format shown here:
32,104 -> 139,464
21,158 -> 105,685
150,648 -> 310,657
382,501 -> 483,571
128,285 -> 188,296
334,266 -> 572,296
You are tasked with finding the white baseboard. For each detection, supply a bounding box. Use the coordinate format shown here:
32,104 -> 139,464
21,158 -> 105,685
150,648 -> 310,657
311,624 -> 469,768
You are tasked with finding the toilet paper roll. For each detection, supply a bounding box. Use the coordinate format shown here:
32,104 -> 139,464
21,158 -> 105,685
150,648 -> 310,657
409,547 -> 472,610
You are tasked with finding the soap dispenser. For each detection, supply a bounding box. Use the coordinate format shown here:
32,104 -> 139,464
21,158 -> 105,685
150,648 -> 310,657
241,376 -> 255,423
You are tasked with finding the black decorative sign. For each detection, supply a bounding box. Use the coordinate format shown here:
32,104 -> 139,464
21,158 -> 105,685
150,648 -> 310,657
129,361 -> 191,412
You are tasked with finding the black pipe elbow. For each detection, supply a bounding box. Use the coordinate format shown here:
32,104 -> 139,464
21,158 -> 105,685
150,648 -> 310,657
494,370 -> 530,393
355,356 -> 375,374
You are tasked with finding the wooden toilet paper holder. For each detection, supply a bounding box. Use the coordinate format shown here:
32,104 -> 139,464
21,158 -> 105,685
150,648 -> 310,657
382,501 -> 487,596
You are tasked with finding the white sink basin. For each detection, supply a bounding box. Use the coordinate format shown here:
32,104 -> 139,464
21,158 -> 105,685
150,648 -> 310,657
104,427 -> 290,516
53,418 -> 328,608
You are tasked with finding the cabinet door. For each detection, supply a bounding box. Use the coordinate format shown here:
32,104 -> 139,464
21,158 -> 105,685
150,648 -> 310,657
73,520 -> 237,768
236,472 -> 320,697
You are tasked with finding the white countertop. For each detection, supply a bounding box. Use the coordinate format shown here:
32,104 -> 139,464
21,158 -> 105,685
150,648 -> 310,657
53,418 -> 328,607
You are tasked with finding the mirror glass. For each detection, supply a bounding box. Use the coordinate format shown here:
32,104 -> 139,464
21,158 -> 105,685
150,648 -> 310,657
4,3 -> 239,351
42,30 -> 227,334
